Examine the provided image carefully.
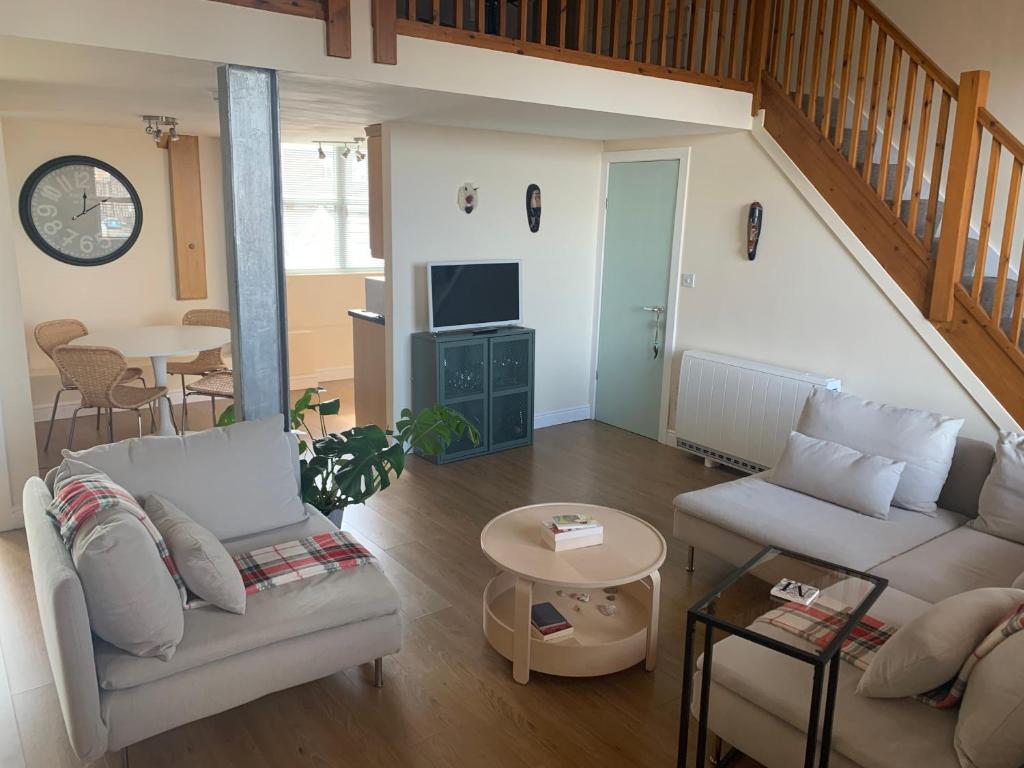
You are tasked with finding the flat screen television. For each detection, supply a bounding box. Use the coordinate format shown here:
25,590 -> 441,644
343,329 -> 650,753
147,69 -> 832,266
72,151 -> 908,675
428,260 -> 522,332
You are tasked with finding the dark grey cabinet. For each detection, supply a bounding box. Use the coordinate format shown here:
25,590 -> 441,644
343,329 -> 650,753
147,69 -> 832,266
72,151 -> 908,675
411,327 -> 535,463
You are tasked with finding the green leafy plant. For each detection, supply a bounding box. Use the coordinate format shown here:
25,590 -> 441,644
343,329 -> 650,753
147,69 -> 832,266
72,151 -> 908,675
217,389 -> 479,515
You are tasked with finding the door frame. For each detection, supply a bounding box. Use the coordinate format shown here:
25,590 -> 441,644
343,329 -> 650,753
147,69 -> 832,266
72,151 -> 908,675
589,147 -> 691,446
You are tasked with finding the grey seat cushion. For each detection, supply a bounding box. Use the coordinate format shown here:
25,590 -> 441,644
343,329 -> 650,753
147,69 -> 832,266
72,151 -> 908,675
699,587 -> 960,768
94,514 -> 400,690
869,526 -> 1024,604
673,476 -> 967,571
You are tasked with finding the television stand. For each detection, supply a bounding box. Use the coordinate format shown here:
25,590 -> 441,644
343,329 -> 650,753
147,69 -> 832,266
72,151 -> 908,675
411,326 -> 535,463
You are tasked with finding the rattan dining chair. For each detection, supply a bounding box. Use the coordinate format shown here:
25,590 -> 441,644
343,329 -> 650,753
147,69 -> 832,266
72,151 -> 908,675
34,319 -> 147,451
167,309 -> 230,425
52,345 -> 174,449
182,370 -> 234,432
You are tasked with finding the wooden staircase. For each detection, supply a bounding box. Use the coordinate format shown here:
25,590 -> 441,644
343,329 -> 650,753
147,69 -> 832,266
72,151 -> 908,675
754,0 -> 1024,423
211,0 -> 1024,424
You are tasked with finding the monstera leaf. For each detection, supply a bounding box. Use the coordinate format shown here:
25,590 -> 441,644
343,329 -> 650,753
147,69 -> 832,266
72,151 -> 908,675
314,426 -> 406,506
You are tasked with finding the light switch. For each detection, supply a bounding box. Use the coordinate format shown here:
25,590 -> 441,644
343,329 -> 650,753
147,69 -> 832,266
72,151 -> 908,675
682,273 -> 697,288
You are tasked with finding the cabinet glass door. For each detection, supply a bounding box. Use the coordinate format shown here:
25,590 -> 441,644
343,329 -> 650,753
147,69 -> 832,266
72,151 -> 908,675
491,336 -> 532,393
441,339 -> 487,401
491,391 -> 531,449
444,397 -> 488,459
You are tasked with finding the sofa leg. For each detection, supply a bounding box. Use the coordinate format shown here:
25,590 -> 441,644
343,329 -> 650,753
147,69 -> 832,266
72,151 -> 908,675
686,546 -> 695,573
373,657 -> 384,688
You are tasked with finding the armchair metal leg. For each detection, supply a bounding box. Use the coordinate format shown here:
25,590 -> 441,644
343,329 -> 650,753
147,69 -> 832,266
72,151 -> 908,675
686,546 -> 695,573
43,388 -> 65,452
210,395 -> 217,425
373,657 -> 384,688
96,407 -> 102,430
135,410 -> 144,438
181,393 -> 189,433
107,409 -> 114,443
66,406 -> 85,451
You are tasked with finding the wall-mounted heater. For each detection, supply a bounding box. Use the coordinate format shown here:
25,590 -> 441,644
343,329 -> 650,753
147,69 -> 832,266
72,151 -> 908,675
675,351 -> 841,473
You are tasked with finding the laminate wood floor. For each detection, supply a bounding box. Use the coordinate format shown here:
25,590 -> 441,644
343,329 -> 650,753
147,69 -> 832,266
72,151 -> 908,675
6,418 -> 763,767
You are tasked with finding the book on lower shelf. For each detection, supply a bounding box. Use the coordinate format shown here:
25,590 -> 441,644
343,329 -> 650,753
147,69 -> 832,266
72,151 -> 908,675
540,518 -> 604,552
530,601 -> 574,642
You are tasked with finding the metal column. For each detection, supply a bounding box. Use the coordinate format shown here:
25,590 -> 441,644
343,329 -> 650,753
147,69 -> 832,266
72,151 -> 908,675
217,64 -> 290,428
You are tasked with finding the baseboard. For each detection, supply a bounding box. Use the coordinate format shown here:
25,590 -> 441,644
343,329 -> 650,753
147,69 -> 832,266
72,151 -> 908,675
534,405 -> 591,430
33,390 -> 187,423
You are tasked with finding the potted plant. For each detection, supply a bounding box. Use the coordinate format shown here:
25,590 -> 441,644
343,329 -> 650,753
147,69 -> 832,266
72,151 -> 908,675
218,388 -> 479,526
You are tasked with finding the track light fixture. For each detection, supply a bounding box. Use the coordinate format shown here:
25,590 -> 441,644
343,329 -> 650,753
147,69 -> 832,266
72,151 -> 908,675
142,116 -> 181,143
312,137 -> 367,161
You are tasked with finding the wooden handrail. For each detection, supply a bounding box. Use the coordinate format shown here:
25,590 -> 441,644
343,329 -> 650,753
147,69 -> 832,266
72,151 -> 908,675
930,70 -> 990,323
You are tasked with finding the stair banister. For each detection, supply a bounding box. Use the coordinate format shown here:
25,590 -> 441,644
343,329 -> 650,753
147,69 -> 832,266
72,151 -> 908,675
930,70 -> 990,323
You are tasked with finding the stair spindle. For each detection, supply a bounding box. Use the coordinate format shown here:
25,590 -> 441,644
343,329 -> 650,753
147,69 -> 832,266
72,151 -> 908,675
715,0 -> 729,74
860,29 -> 885,181
923,91 -> 951,254
806,0 -> 826,123
594,0 -> 604,53
767,0 -> 784,76
991,159 -> 1022,330
892,60 -> 918,213
875,44 -> 902,199
729,0 -> 743,78
794,0 -> 813,109
701,0 -> 715,71
643,0 -> 655,61
625,0 -> 636,57
832,1 -> 856,149
1012,242 -> 1024,345
819,0 -> 841,137
972,138 -> 1001,302
906,74 -> 934,241
781,0 -> 797,89
846,14 -> 870,168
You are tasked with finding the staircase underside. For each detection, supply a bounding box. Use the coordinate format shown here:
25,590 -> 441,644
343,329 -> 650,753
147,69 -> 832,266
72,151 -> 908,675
760,74 -> 1024,424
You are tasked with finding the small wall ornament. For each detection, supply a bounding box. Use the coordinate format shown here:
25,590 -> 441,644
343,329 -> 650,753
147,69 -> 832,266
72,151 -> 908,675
747,201 -> 763,260
526,183 -> 541,232
457,182 -> 479,214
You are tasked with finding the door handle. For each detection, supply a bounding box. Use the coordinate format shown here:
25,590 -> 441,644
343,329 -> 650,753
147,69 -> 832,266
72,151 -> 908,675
641,306 -> 665,359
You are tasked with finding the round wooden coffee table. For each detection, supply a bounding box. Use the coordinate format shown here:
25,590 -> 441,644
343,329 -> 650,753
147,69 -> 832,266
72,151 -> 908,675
480,502 -> 667,684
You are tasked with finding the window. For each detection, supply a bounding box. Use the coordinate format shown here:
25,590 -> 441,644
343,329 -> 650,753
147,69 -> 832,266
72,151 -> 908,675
280,143 -> 380,274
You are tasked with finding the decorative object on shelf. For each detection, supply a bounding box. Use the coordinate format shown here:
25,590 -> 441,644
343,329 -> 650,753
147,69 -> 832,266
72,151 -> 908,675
19,155 -> 143,267
217,388 -> 479,521
313,138 -> 366,161
747,201 -> 763,261
458,182 -> 479,214
526,183 -> 541,232
142,115 -> 180,144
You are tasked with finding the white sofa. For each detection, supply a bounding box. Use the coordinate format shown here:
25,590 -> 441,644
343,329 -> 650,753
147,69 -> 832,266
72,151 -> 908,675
673,437 -> 1024,768
24,418 -> 402,762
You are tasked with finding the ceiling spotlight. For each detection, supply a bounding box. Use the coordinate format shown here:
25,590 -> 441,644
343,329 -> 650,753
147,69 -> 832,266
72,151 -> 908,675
152,127 -> 163,144
354,148 -> 366,162
142,115 -> 181,145
340,145 -> 351,159
317,142 -> 327,160
169,125 -> 179,142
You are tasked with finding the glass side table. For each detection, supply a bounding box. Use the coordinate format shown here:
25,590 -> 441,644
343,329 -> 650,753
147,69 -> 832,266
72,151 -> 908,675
677,546 -> 888,768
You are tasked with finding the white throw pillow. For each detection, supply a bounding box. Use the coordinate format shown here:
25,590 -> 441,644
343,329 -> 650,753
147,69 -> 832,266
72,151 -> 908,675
146,495 -> 246,615
972,431 -> 1024,544
63,416 -> 308,540
857,588 -> 1024,698
955,629 -> 1024,768
768,432 -> 905,519
796,388 -> 964,516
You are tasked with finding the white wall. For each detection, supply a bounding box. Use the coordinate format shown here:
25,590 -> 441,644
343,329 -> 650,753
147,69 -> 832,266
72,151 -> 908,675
607,131 -> 1001,443
2,119 -> 229,414
873,0 -> 1024,139
0,120 -> 39,530
387,123 -> 602,423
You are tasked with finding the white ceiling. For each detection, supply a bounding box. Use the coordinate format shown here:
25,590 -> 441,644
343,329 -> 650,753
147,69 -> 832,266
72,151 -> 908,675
0,35 -> 725,141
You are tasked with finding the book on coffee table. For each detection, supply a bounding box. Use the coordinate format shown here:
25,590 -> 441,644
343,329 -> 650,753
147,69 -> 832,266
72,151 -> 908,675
530,601 -> 574,641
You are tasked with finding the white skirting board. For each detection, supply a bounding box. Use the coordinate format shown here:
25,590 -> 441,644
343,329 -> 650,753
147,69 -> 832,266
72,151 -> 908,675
534,405 -> 592,430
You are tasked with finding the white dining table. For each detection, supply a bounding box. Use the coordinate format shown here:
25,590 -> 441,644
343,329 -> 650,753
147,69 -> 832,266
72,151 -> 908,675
70,325 -> 231,436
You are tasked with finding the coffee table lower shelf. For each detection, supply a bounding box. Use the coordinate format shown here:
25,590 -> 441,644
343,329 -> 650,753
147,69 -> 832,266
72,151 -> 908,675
483,570 -> 660,683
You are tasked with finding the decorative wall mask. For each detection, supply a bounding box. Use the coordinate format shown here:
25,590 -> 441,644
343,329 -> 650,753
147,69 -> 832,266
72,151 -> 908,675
526,184 -> 541,232
458,183 -> 479,214
747,201 -> 763,261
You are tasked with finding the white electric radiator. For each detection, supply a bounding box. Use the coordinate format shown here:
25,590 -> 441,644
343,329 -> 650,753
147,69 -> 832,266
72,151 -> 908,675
675,351 -> 841,473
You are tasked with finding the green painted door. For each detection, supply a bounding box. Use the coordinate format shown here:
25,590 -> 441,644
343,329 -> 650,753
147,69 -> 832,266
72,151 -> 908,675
595,160 -> 679,440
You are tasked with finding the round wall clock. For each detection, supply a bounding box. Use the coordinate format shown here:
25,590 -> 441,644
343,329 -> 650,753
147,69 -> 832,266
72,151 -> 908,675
18,155 -> 143,267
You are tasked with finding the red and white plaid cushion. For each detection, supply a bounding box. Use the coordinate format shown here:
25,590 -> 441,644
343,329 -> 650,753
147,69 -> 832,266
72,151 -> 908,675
48,473 -> 188,607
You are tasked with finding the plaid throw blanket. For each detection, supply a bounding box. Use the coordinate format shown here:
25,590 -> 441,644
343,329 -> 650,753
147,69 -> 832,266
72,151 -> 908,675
756,594 -> 897,669
47,474 -> 188,607
233,531 -> 375,595
918,601 -> 1024,708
